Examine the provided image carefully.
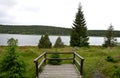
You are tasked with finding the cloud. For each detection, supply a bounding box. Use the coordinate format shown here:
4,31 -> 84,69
21,7 -> 39,12
0,0 -> 120,30
0,11 -> 7,17
11,0 -> 41,12
0,0 -> 17,24
0,14 -> 15,24
0,0 -> 16,7
0,0 -> 79,27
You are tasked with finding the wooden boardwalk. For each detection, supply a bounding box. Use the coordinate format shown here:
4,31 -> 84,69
39,64 -> 81,78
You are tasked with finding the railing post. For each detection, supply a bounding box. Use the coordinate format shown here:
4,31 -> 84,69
44,52 -> 46,65
80,59 -> 84,75
73,52 -> 75,64
35,61 -> 38,78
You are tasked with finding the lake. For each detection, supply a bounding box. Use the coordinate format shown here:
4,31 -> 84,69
0,34 -> 120,46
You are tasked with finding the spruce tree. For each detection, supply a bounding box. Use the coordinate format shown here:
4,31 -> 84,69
44,33 -> 52,48
38,34 -> 52,48
0,38 -> 25,78
38,35 -> 44,48
70,3 -> 89,47
54,36 -> 64,48
103,24 -> 117,47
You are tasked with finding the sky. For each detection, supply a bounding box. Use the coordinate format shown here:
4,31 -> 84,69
0,0 -> 120,30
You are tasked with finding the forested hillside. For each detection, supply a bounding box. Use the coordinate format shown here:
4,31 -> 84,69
0,25 -> 71,35
0,25 -> 120,37
88,30 -> 120,37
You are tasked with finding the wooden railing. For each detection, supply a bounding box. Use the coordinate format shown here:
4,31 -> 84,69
34,52 -> 84,78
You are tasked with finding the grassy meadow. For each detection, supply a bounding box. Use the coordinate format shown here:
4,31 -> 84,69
0,46 -> 120,78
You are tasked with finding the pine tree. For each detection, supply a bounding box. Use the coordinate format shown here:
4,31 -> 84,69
103,24 -> 117,47
44,34 -> 52,48
38,35 -> 44,48
38,34 -> 52,48
70,3 -> 89,47
0,38 -> 25,78
54,36 -> 64,48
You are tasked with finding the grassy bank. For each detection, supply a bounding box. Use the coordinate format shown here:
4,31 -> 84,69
0,46 -> 120,78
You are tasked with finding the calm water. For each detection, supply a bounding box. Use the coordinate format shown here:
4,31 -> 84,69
0,34 -> 120,46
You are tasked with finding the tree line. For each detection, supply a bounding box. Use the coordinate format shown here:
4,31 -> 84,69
0,25 -> 120,37
0,25 -> 71,35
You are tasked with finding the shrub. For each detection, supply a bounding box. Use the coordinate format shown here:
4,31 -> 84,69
106,56 -> 118,63
54,36 -> 64,48
0,38 -> 25,78
48,50 -> 61,65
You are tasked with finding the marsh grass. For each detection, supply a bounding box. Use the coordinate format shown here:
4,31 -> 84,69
0,46 -> 120,78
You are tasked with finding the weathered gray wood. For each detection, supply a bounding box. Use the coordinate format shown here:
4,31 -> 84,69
34,52 -> 84,78
74,52 -> 84,60
46,52 -> 74,54
34,52 -> 46,62
39,64 -> 81,78
74,58 -> 81,66
38,58 -> 45,69
46,58 -> 73,60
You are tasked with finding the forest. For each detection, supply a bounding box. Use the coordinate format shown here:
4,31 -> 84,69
0,25 -> 120,37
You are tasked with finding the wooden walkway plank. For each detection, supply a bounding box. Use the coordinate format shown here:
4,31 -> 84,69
39,64 -> 81,78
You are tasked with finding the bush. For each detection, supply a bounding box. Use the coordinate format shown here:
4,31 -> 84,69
106,56 -> 118,63
0,38 -> 25,78
48,52 -> 61,65
54,36 -> 64,48
38,34 -> 52,48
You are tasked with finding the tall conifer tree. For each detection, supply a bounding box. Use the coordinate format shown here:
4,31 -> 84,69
70,3 -> 89,47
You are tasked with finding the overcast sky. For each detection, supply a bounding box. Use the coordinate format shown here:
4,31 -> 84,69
0,0 -> 120,30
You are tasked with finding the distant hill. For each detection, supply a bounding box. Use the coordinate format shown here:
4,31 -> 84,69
0,25 -> 71,35
0,25 -> 120,37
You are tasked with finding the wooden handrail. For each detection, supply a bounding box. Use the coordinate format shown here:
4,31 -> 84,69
46,52 -> 74,54
34,52 -> 46,62
46,58 -> 73,60
34,52 -> 46,78
34,52 -> 84,78
74,58 -> 80,66
74,52 -> 85,75
74,52 -> 84,60
38,58 -> 46,69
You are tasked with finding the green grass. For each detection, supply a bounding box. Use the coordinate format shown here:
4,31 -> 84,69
0,46 -> 120,78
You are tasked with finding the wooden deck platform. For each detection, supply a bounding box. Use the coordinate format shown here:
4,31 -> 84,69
39,64 -> 81,78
